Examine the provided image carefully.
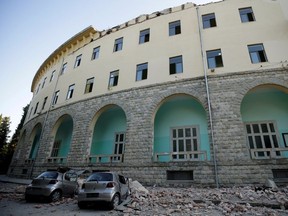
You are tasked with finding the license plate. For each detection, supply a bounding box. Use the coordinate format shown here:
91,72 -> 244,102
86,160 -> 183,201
87,193 -> 99,198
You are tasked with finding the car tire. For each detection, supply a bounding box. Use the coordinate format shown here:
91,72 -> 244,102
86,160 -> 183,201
49,190 -> 62,202
78,201 -> 87,209
109,194 -> 120,210
25,194 -> 32,202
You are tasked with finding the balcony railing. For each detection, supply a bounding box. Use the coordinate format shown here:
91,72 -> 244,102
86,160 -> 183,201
47,157 -> 67,164
88,154 -> 124,163
154,151 -> 207,162
250,147 -> 288,159
25,159 -> 35,164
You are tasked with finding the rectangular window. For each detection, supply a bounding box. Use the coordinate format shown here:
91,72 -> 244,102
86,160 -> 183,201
42,77 -> 47,88
139,29 -> 150,44
61,63 -> 67,75
66,84 -> 75,99
167,171 -> 194,181
28,107 -> 33,119
36,84 -> 41,94
51,140 -> 61,157
50,70 -> 55,82
239,7 -> 255,23
42,96 -> 48,110
169,55 -> 183,74
33,102 -> 39,114
113,37 -> 123,52
206,49 -> 223,69
171,126 -> 200,160
248,44 -> 268,63
74,54 -> 82,68
202,13 -> 217,29
52,91 -> 60,105
109,70 -> 119,87
136,63 -> 148,81
245,122 -> 280,159
113,132 -> 125,162
84,77 -> 94,94
91,46 -> 100,60
169,20 -> 181,36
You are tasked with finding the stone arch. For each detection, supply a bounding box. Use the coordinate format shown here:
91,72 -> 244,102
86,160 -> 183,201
49,114 -> 74,159
153,93 -> 210,162
88,104 -> 127,163
240,83 -> 288,159
28,123 -> 42,160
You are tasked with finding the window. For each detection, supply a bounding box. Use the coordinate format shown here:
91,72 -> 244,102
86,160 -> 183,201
206,49 -> 223,68
169,56 -> 183,74
113,132 -> 125,162
84,77 -> 94,94
28,107 -> 33,119
245,122 -> 280,159
91,46 -> 100,60
66,84 -> 75,99
33,102 -> 39,115
171,126 -> 200,160
248,44 -> 268,63
202,13 -> 217,29
50,70 -> 55,82
109,70 -> 119,87
51,140 -> 61,157
169,20 -> 181,36
61,63 -> 67,75
52,91 -> 60,105
42,77 -> 47,88
36,84 -> 41,94
136,63 -> 148,81
74,54 -> 82,68
113,37 -> 123,52
42,97 -> 48,110
139,29 -> 150,44
239,7 -> 255,22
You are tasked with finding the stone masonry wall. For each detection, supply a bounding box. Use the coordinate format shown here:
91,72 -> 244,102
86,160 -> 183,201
9,68 -> 288,186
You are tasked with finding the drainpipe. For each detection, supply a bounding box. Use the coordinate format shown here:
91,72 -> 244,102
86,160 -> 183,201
29,57 -> 64,179
196,6 -> 219,188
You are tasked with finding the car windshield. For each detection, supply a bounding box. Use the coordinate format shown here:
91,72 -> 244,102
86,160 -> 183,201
87,173 -> 113,182
37,171 -> 58,179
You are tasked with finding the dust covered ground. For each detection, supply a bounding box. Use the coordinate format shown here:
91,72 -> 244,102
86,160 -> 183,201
0,182 -> 288,216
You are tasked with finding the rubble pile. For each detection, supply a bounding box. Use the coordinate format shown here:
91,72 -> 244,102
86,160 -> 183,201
115,181 -> 288,216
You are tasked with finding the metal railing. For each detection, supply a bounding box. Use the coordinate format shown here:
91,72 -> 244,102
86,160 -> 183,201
154,151 -> 207,162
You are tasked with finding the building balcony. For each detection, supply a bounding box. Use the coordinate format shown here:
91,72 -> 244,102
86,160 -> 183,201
250,147 -> 288,159
47,157 -> 67,164
154,151 -> 207,162
88,154 -> 124,163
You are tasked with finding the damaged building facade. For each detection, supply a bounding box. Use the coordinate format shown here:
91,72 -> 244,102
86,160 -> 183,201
9,0 -> 288,186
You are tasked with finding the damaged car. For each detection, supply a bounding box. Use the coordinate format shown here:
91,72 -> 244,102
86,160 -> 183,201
77,172 -> 129,209
25,169 -> 78,202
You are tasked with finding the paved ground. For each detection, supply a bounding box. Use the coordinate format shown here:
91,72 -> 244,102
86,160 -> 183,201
0,175 -> 288,216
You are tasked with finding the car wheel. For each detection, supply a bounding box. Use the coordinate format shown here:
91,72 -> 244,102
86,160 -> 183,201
49,190 -> 62,202
78,201 -> 87,209
25,194 -> 32,202
110,194 -> 120,209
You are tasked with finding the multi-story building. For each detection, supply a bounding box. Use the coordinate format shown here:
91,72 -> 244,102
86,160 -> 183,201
9,0 -> 288,186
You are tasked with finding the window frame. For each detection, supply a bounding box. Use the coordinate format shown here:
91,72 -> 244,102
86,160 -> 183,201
113,37 -> 123,52
169,20 -> 181,36
108,70 -> 119,87
52,90 -> 59,105
42,77 -> 47,89
239,7 -> 255,23
113,132 -> 126,162
91,46 -> 100,60
50,70 -> 55,82
206,49 -> 223,69
33,102 -> 39,115
139,29 -> 150,44
202,13 -> 217,29
74,54 -> 82,68
66,84 -> 75,100
169,55 -> 183,75
84,77 -> 94,94
42,96 -> 48,110
61,62 -> 67,75
136,63 -> 148,81
51,140 -> 61,157
248,44 -> 268,64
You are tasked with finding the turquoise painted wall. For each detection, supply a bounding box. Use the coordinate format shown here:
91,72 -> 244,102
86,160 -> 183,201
29,127 -> 42,159
241,87 -> 288,154
55,116 -> 73,157
91,107 -> 127,161
154,96 -> 210,161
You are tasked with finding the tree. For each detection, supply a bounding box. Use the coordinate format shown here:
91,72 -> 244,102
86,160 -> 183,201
0,104 -> 29,174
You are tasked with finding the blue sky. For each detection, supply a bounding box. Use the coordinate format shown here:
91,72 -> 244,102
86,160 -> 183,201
0,0 -> 219,137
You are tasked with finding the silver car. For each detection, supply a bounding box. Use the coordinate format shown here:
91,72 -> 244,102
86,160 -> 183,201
77,172 -> 129,209
25,170 -> 78,202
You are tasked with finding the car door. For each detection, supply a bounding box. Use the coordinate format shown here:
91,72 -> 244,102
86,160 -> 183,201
118,175 -> 129,199
62,172 -> 78,196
